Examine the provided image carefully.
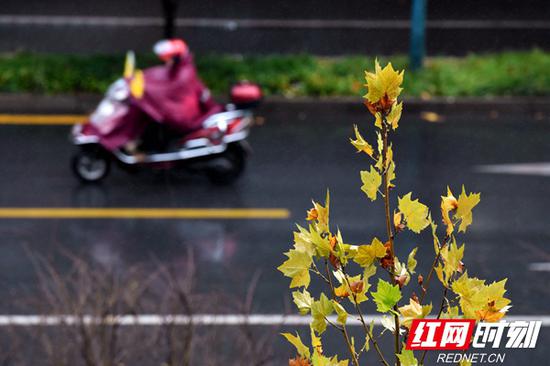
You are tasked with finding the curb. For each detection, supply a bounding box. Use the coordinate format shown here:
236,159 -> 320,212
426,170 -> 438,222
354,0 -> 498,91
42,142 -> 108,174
0,93 -> 549,116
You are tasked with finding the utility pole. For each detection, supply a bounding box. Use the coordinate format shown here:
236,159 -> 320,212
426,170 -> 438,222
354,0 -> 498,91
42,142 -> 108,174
409,0 -> 427,71
161,0 -> 179,39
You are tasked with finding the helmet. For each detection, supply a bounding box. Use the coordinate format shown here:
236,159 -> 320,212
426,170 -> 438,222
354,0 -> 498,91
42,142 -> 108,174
153,39 -> 189,62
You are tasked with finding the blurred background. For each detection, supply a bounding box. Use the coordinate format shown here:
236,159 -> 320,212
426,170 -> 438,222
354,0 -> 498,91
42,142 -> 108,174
0,1 -> 549,365
1,0 -> 549,54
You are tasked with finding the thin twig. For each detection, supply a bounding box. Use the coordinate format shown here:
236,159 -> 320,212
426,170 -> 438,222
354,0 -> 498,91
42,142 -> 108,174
420,235 -> 449,304
312,260 -> 331,285
381,118 -> 401,366
341,267 -> 390,366
420,287 -> 449,365
323,261 -> 360,366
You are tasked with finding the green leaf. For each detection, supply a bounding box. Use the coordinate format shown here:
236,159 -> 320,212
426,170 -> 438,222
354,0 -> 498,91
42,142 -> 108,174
353,237 -> 387,267
311,293 -> 334,334
281,332 -> 311,358
407,247 -> 418,274
372,279 -> 402,313
278,249 -> 313,288
360,166 -> 382,201
397,349 -> 418,366
398,193 -> 430,233
293,289 -> 313,315
332,300 -> 348,325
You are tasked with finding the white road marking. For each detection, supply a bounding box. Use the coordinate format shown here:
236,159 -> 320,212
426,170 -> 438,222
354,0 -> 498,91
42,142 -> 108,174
0,314 -> 549,327
0,15 -> 548,30
529,262 -> 550,272
475,162 -> 550,177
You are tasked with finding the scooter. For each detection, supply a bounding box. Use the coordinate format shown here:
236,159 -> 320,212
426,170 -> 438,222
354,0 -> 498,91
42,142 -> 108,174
71,52 -> 261,185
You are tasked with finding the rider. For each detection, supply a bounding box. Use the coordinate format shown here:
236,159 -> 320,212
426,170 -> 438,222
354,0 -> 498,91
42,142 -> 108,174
143,38 -> 221,133
124,39 -> 221,155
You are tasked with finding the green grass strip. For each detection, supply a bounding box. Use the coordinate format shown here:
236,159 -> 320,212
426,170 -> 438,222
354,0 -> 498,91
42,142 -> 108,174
0,50 -> 549,97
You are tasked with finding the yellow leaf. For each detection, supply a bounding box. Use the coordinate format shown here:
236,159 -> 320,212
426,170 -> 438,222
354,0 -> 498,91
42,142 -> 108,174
481,279 -> 511,311
293,289 -> 313,315
398,193 -> 430,233
398,299 -> 431,329
376,144 -> 394,172
364,60 -> 404,104
456,186 -> 481,233
440,186 -> 458,236
360,166 -> 381,201
407,247 -> 418,273
443,240 -> 464,274
451,272 -> 486,318
333,271 -> 369,304
394,257 -> 411,286
476,307 -> 506,322
429,214 -> 440,254
309,225 -> 332,258
350,125 -> 374,157
290,270 -> 311,288
334,285 -> 350,298
310,325 -> 323,356
293,225 -> 316,257
307,190 -> 330,232
354,237 -> 387,267
376,132 -> 383,155
374,112 -> 382,129
436,239 -> 464,286
332,300 -> 348,325
311,293 -> 333,334
440,305 -> 460,319
452,272 -> 511,319
396,349 -> 418,366
278,250 -> 313,288
387,101 -> 403,130
386,144 -> 394,169
282,332 -> 311,359
387,161 -> 396,188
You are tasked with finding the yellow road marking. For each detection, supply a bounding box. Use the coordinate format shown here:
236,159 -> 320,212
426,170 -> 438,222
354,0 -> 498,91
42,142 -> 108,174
0,114 -> 86,125
0,208 -> 291,219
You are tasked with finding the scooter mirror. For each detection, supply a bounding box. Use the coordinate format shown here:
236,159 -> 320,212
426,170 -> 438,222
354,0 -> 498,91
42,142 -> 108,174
123,51 -> 136,78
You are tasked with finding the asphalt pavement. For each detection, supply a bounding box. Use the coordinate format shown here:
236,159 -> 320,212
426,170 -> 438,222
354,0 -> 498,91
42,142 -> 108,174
0,102 -> 549,363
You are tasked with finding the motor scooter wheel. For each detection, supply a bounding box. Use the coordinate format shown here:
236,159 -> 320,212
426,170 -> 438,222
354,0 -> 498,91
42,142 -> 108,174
206,144 -> 246,185
71,148 -> 111,183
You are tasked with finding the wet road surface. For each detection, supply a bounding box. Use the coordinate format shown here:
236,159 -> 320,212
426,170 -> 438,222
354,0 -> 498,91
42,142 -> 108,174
0,104 -> 549,363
